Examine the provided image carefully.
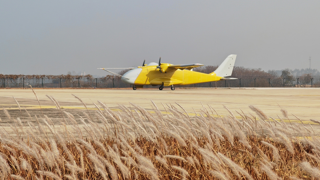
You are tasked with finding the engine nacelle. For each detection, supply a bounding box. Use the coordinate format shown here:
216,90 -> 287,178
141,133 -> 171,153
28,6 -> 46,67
159,63 -> 170,73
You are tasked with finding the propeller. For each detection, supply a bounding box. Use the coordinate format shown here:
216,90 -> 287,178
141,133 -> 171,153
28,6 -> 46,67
142,59 -> 146,66
157,57 -> 162,72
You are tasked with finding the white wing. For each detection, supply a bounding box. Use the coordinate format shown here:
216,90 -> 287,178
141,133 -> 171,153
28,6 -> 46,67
168,63 -> 203,70
98,68 -> 133,77
98,68 -> 135,70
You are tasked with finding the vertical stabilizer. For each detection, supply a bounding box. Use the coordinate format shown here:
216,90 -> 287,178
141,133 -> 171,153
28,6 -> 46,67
213,54 -> 237,77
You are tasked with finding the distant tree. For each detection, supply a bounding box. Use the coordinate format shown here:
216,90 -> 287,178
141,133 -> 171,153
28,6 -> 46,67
232,67 -> 275,78
268,70 -> 281,77
300,74 -> 312,85
281,69 -> 294,85
291,68 -> 320,77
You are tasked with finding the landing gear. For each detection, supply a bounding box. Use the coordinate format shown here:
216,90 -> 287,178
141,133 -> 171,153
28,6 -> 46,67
133,85 -> 137,90
159,83 -> 164,90
171,85 -> 175,91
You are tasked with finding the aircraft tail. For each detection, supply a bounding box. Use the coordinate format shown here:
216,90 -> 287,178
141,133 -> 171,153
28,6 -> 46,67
212,54 -> 237,77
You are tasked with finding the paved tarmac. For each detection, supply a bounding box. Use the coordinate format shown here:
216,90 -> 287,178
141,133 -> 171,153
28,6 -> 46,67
0,88 -> 319,120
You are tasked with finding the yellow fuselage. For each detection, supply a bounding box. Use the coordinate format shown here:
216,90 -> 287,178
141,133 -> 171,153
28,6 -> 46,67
134,65 -> 222,86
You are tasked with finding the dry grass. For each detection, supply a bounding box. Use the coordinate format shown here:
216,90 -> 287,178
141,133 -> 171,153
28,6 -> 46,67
0,95 -> 319,179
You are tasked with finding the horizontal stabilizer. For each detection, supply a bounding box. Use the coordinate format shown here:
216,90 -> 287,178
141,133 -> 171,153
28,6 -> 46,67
220,77 -> 238,80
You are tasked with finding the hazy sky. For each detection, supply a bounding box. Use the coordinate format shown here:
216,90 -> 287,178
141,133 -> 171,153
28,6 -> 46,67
1,1 -> 320,76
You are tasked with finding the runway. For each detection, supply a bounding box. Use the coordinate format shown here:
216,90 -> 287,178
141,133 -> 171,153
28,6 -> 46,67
0,88 -> 320,121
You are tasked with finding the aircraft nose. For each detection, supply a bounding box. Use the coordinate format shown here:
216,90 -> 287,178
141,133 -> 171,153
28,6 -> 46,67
121,68 -> 142,84
121,75 -> 132,84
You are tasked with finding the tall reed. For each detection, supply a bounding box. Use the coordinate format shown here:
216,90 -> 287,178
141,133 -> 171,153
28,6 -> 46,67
0,95 -> 319,179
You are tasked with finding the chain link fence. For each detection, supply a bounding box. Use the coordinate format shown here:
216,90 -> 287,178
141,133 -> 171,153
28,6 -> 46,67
0,75 -> 130,88
189,76 -> 320,88
0,74 -> 320,88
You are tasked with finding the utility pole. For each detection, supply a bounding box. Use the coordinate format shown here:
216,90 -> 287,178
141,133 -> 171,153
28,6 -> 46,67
309,57 -> 311,69
113,76 -> 115,88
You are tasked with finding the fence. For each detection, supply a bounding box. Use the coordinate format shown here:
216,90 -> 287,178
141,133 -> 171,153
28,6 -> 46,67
0,75 -> 320,88
0,75 -> 130,88
192,76 -> 320,88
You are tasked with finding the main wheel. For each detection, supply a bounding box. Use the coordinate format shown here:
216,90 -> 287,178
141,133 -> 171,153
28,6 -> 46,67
133,86 -> 137,90
159,86 -> 163,90
171,85 -> 175,91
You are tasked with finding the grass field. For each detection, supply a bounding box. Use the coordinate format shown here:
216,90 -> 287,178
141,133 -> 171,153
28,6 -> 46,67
0,88 -> 320,179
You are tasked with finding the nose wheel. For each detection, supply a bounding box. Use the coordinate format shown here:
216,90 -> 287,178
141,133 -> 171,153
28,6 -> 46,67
133,85 -> 137,90
171,85 -> 175,91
